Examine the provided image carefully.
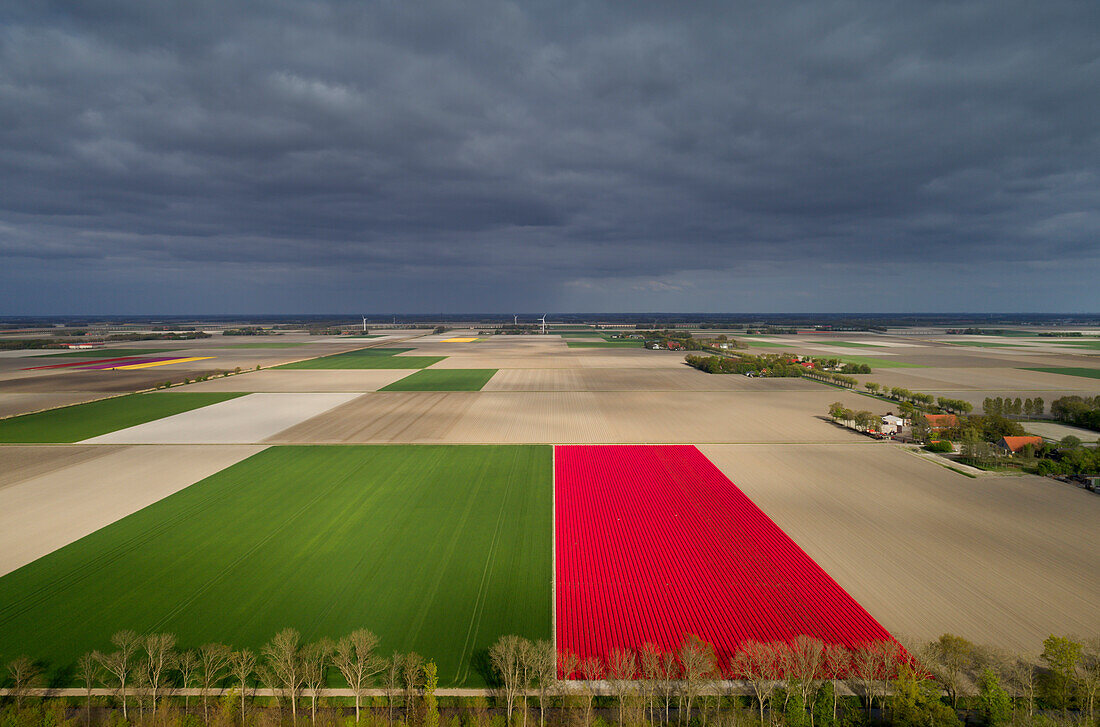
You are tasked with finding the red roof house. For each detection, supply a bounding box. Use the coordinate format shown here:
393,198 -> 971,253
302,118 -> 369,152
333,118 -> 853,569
924,414 -> 958,430
997,436 -> 1043,454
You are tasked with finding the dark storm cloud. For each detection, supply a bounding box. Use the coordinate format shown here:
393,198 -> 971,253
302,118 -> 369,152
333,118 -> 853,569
0,0 -> 1098,313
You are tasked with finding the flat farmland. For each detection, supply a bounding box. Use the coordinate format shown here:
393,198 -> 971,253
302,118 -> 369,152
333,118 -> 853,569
0,445 -> 551,686
0,444 -> 264,576
0,392 -> 244,443
83,392 -> 362,444
699,443 -> 1100,651
0,392 -> 113,419
380,369 -> 498,392
854,366 -> 1100,392
267,390 -> 869,444
276,348 -> 445,370
482,369 -> 824,392
556,445 -> 897,667
153,369 -> 413,393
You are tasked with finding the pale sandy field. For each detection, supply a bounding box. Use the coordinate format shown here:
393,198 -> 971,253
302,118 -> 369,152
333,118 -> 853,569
267,390 -> 870,444
700,443 -> 1100,651
153,369 -> 414,392
0,444 -> 264,576
84,392 -> 362,444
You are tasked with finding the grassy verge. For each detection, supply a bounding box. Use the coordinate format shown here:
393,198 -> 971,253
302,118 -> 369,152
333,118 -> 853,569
380,369 -> 498,392
1022,367 -> 1100,380
0,445 -> 552,687
38,348 -> 180,358
276,348 -> 445,369
817,341 -> 886,348
0,392 -> 245,443
834,355 -> 927,369
565,341 -> 642,348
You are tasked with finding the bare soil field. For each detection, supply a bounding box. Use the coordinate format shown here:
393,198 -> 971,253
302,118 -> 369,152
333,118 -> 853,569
482,368 -> 824,392
0,392 -> 115,419
699,443 -> 1100,651
158,369 -> 414,392
0,369 -> 211,393
268,390 -> 870,444
0,444 -> 265,576
0,445 -> 124,490
83,392 -> 362,444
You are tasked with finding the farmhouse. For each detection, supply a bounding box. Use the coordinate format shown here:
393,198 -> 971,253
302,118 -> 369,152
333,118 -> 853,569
880,414 -> 907,434
997,436 -> 1044,455
924,414 -> 957,430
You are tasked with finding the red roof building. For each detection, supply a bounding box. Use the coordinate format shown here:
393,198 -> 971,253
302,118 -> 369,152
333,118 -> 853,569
997,436 -> 1043,454
924,414 -> 958,430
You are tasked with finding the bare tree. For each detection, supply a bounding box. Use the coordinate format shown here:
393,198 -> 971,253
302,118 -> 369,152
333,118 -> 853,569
679,635 -> 717,726
528,640 -> 558,727
608,648 -> 638,727
1079,637 -> 1100,726
263,627 -> 305,722
133,660 -> 151,720
821,644 -> 851,722
303,638 -> 334,726
731,640 -> 781,725
659,650 -> 680,726
873,641 -> 902,719
228,648 -> 257,725
518,638 -> 534,727
7,656 -> 42,709
96,630 -> 141,720
177,649 -> 199,711
790,635 -> 825,715
490,635 -> 525,724
77,652 -> 101,727
402,651 -> 425,722
580,655 -> 604,727
144,632 -> 177,710
850,644 -> 878,717
558,649 -> 580,726
333,629 -> 385,723
198,642 -> 231,723
640,643 -> 662,727
1006,655 -> 1038,719
383,652 -> 404,726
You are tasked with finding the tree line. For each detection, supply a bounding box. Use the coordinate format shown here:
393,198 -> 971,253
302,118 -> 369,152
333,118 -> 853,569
4,631 -> 1100,727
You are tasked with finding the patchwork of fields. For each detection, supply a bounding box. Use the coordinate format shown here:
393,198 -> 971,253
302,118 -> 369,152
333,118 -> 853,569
1,329 -> 1098,686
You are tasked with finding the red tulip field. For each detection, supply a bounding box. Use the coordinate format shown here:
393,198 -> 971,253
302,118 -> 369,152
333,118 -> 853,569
554,444 -> 899,671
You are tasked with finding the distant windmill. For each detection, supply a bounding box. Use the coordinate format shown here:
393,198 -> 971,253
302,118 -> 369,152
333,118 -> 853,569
539,314 -> 547,335
513,314 -> 518,326
362,316 -> 367,333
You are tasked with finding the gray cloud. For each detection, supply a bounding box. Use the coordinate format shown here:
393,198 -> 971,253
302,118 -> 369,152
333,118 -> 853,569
1,0 -> 1098,313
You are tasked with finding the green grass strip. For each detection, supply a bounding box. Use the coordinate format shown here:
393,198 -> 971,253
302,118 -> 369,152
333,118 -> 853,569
0,392 -> 245,443
1052,340 -> 1100,350
39,348 -> 180,358
833,355 -> 927,368
0,445 -> 551,688
275,348 -> 444,369
380,369 -> 498,391
746,341 -> 791,348
950,341 -> 1022,348
1022,367 -> 1100,380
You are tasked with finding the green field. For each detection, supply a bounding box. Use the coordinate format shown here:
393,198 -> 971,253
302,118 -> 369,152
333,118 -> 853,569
0,392 -> 244,443
0,445 -> 551,687
834,355 -> 926,369
40,348 -> 180,358
1022,367 -> 1100,380
746,341 -> 792,348
1053,340 -> 1100,350
380,369 -> 498,391
276,348 -> 445,369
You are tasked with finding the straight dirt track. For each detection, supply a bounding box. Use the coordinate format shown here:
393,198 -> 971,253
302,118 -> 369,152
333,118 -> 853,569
554,445 -> 898,668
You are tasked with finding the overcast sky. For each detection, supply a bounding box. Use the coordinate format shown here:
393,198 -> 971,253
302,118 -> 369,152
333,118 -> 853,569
1,1 -> 1097,314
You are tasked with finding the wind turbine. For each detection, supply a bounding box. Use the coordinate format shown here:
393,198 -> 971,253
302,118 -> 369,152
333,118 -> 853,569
362,315 -> 367,333
513,314 -> 518,326
539,314 -> 547,335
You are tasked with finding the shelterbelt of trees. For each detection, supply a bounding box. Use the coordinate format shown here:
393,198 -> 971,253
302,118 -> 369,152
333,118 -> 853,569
3,631 -> 1098,727
684,354 -> 861,386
